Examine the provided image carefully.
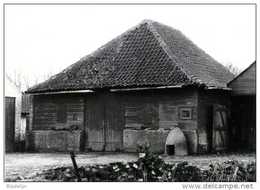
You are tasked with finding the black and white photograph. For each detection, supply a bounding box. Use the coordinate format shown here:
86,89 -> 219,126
2,2 -> 257,185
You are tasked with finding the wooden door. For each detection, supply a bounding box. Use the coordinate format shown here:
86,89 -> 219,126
5,97 -> 16,152
85,93 -> 123,152
86,94 -> 106,151
212,105 -> 229,151
104,93 -> 123,151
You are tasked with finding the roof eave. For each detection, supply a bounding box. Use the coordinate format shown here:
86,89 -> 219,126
26,89 -> 94,95
110,84 -> 191,92
206,86 -> 232,91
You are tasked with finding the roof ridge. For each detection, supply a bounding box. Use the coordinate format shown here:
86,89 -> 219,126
80,20 -> 155,62
145,21 -> 194,85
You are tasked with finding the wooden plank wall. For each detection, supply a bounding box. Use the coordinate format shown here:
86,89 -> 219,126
105,93 -> 125,151
85,93 -> 124,151
33,94 -> 84,130
228,63 -> 256,95
123,93 -> 159,130
120,88 -> 199,153
5,97 -> 16,152
156,90 -> 198,131
122,88 -> 198,130
156,89 -> 198,153
30,88 -> 230,154
85,94 -> 105,151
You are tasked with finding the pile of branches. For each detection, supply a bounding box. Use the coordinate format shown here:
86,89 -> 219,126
29,150 -> 255,182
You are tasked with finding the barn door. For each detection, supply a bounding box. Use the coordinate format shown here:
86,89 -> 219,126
212,105 -> 229,151
5,97 -> 16,152
86,93 -> 123,152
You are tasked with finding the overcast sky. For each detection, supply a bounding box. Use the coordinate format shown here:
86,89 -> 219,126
5,4 -> 255,90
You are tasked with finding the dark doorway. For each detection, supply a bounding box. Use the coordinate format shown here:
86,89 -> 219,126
231,96 -> 256,151
166,145 -> 175,155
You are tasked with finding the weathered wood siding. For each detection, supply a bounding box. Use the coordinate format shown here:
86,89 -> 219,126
121,89 -> 198,129
105,93 -> 125,151
85,94 -> 104,151
85,92 -> 124,151
5,97 -> 16,152
33,94 -> 84,130
228,63 -> 256,95
157,88 -> 198,154
29,94 -> 85,152
227,63 -> 256,151
197,90 -> 231,152
28,88 -> 230,154
156,89 -> 198,131
120,88 -> 199,154
122,91 -> 159,130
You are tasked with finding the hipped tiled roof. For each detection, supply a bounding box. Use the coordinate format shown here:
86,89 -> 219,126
27,20 -> 234,93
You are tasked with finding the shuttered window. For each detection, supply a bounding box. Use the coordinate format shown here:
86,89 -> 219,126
57,104 -> 67,123
125,103 -> 158,129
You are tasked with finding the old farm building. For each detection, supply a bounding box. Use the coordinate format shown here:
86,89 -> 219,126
26,20 -> 234,154
228,62 -> 256,151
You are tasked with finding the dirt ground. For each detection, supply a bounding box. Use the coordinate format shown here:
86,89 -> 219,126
4,152 -> 256,181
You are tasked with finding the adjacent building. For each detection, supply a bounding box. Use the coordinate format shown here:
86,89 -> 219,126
5,75 -> 22,152
228,61 -> 256,150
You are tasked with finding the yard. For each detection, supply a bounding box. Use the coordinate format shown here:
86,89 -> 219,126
4,152 -> 256,182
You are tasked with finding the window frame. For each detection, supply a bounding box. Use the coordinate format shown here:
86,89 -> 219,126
179,107 -> 193,120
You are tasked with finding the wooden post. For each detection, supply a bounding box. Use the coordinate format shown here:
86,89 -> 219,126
25,95 -> 34,151
70,151 -> 81,182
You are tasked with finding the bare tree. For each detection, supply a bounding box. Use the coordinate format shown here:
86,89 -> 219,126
224,63 -> 241,76
7,70 -> 54,92
12,70 -> 22,90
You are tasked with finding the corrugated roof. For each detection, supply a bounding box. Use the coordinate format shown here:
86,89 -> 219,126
27,20 -> 234,93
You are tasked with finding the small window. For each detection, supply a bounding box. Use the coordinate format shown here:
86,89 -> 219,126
57,104 -> 67,123
179,107 -> 192,120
